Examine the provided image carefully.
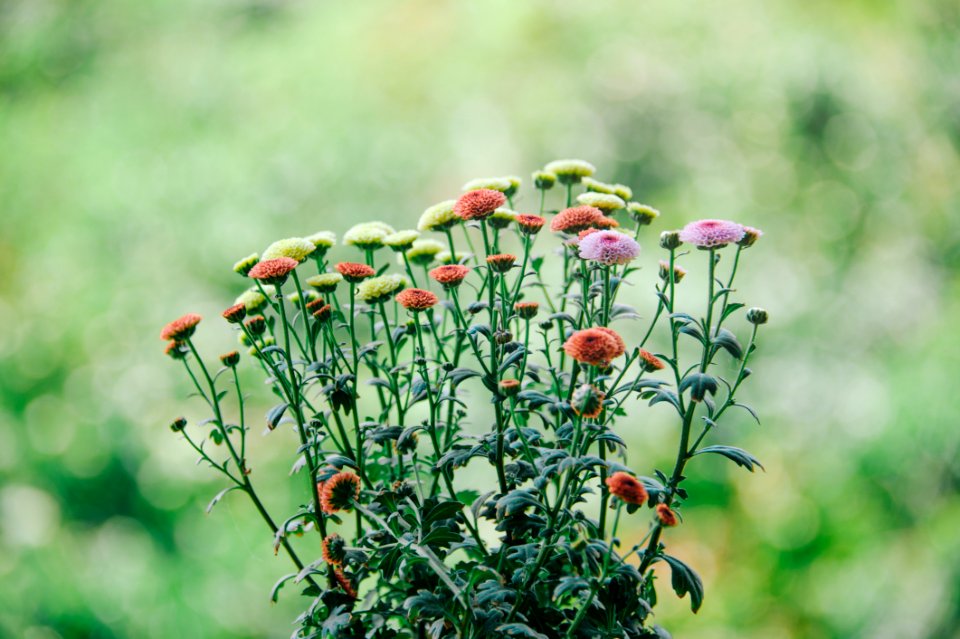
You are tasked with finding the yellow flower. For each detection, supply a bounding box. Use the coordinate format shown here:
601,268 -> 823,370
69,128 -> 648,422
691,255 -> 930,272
384,230 -> 420,251
356,274 -> 407,303
262,238 -> 316,263
234,287 -> 273,313
233,253 -> 259,276
305,272 -> 343,293
344,222 -> 396,250
533,170 -> 557,190
612,184 -> 633,201
488,208 -> 517,230
577,192 -> 625,212
462,176 -> 521,197
404,239 -> 445,266
417,200 -> 460,231
627,202 -> 660,226
582,177 -> 617,194
305,231 -> 337,250
544,159 -> 596,184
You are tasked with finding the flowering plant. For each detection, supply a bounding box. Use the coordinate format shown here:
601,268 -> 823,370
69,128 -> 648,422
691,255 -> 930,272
162,159 -> 768,639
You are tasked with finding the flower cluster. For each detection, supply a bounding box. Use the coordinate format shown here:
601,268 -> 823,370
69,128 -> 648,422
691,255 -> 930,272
162,159 -> 768,638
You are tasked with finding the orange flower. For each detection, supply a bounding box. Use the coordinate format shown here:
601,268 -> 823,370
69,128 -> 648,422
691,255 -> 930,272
396,288 -> 439,311
312,304 -> 333,322
486,253 -> 516,273
248,257 -> 298,285
563,327 -> 625,367
322,533 -> 346,565
550,205 -> 603,233
160,313 -> 202,341
516,214 -> 546,234
305,298 -> 327,313
499,379 -> 521,396
594,216 -> 620,229
454,189 -> 506,220
333,567 -> 357,599
221,304 -> 246,324
605,472 -> 648,505
594,326 -> 626,359
656,503 -> 678,527
320,472 -> 361,513
164,340 -> 187,359
638,349 -> 665,372
514,301 -> 539,319
335,262 -> 375,283
429,264 -> 470,288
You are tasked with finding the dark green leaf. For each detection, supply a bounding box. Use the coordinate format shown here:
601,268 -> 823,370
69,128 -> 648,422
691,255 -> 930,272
694,445 -> 764,472
662,553 -> 704,613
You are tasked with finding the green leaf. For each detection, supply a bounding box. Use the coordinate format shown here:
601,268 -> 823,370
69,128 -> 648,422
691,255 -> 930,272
206,485 -> 242,514
448,367 -> 482,386
266,403 -> 288,430
720,302 -> 745,323
711,328 -> 743,359
662,553 -> 704,613
679,373 -> 718,401
695,445 -> 764,472
496,624 -> 550,639
269,572 -> 298,603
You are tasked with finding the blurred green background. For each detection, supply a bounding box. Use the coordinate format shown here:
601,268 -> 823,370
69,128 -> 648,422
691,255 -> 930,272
2,0 -> 959,637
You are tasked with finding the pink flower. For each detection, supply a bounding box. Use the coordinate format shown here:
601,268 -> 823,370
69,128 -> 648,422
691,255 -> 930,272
578,230 -> 641,265
678,219 -> 745,248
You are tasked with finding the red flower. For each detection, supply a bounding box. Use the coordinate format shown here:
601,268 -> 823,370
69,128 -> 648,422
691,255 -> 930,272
222,304 -> 246,324
322,533 -> 346,565
396,288 -> 439,311
160,313 -> 202,341
594,215 -> 620,229
333,567 -> 357,599
486,253 -> 516,273
306,298 -> 327,313
606,472 -> 648,505
312,304 -> 333,322
516,214 -> 546,234
335,262 -> 375,283
430,264 -> 470,288
563,327 -> 625,367
320,472 -> 361,513
594,327 -> 626,359
454,189 -> 507,220
656,503 -> 678,527
638,349 -> 665,372
248,257 -> 298,285
550,206 -> 603,233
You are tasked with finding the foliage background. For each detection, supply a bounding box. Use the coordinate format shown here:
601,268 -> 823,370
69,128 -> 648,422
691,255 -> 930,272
1,0 -> 958,637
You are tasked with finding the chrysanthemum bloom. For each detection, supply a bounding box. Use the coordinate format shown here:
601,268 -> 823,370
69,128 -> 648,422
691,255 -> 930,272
312,304 -> 333,323
550,206 -> 604,234
656,503 -> 678,527
383,230 -> 420,252
627,203 -> 660,226
606,472 -> 648,505
335,262 -> 375,283
746,307 -> 769,325
261,237 -> 316,263
287,290 -> 319,305
462,177 -> 513,194
486,253 -> 516,273
234,288 -> 269,313
404,239 -> 444,266
499,379 -> 521,397
418,200 -> 460,231
594,326 -> 626,359
222,303 -> 246,324
396,288 -> 438,311
515,214 -> 546,235
532,170 -> 557,190
454,189 -> 507,221
544,159 -> 596,185
356,274 -> 406,304
581,177 -> 616,194
333,567 -> 357,599
233,253 -> 259,276
658,260 -> 687,283
678,219 -> 745,248
306,298 -> 326,313
577,191 -> 626,213
220,351 -> 240,367
306,272 -> 343,293
612,184 -> 633,201
320,472 -> 361,513
305,231 -> 336,254
430,264 -> 470,289
569,228 -> 601,247
514,301 -> 539,319
578,230 -> 641,265
322,533 -> 347,565
638,349 -> 665,372
593,216 -> 620,230
739,225 -> 763,248
165,341 -> 187,359
572,383 -> 605,419
160,313 -> 202,341
248,257 -> 298,285
563,327 -> 625,367
170,417 -> 187,432
436,250 -> 471,265
244,315 -> 266,336
659,230 -> 682,250
488,208 -> 517,230
344,221 -> 395,251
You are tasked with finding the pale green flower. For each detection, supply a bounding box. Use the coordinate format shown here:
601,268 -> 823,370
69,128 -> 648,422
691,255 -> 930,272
249,335 -> 276,357
383,230 -> 420,251
356,273 -> 407,303
233,253 -> 259,276
417,200 -> 460,231
287,290 -> 319,305
463,177 -> 512,192
612,184 -> 633,201
404,239 -> 445,266
305,231 -> 337,250
488,208 -> 518,230
627,202 -> 660,226
533,170 -> 557,190
577,192 -> 625,212
582,177 -> 617,194
262,237 -> 316,263
544,159 -> 596,185
344,222 -> 396,250
234,287 -> 273,313
305,272 -> 343,293
436,250 -> 471,265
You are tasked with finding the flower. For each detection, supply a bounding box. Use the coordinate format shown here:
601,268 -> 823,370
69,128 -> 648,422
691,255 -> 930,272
486,253 -> 516,273
572,384 -> 605,419
544,159 -> 596,184
305,231 -> 336,252
532,170 -> 557,190
344,222 -> 395,250
333,567 -> 357,599
430,264 -> 470,288
320,472 -> 361,513
678,219 -> 745,248
248,257 -> 298,285
234,288 -> 269,313
462,177 -> 510,192
514,301 -> 539,319
306,272 -> 343,293
244,315 -> 266,336
578,230 -> 641,265
312,304 -> 333,322
220,351 -> 240,367
436,250 -> 471,264
335,262 -> 375,283
605,472 -> 648,505
383,230 -> 420,251
550,206 -> 604,233
488,208 -> 518,229
454,189 -> 506,220
404,239 -> 444,266
261,237 -> 316,263
594,326 -> 626,358
322,533 -> 347,565
356,274 -> 406,303
165,341 -> 187,359
222,303 -> 246,324
516,214 -> 546,234
658,260 -> 686,283
563,327 -> 625,367
568,228 -> 601,247
577,192 -> 625,212
499,379 -> 521,397
612,184 -> 633,201
160,313 -> 202,341
169,417 -> 187,432
659,230 -> 682,250
233,253 -> 259,276
637,349 -> 665,372
287,290 -> 319,305
627,203 -> 660,226
581,177 -> 617,194
396,288 -> 438,311
656,504 -> 678,527
593,216 -> 620,230
746,307 -> 769,325
739,225 -> 763,248
418,200 -> 460,231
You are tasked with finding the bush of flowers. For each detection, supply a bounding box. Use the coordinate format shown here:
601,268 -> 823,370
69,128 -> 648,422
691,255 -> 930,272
161,159 -> 768,639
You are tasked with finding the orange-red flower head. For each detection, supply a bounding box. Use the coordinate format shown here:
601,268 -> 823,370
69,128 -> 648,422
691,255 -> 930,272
429,264 -> 470,289
248,257 -> 298,285
606,472 -> 648,505
514,301 -> 539,319
638,349 -> 665,372
322,533 -> 347,565
486,253 -> 516,273
550,206 -> 604,233
499,379 -> 521,396
516,214 -> 546,235
312,304 -> 333,323
320,472 -> 361,513
454,189 -> 507,220
656,503 -> 678,527
222,304 -> 246,324
335,262 -> 375,283
333,567 -> 357,599
563,327 -> 625,367
594,326 -> 626,359
396,288 -> 439,311
160,313 -> 202,341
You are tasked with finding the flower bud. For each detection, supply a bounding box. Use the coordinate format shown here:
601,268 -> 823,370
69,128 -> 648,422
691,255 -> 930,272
746,307 -> 768,325
499,379 -> 521,397
656,503 -> 678,527
494,330 -> 513,345
222,304 -> 246,324
220,351 -> 240,367
571,383 -> 605,419
164,341 -> 188,360
657,260 -> 686,283
659,231 -> 682,250
244,315 -> 267,336
169,417 -> 187,432
514,301 -> 539,320
233,253 -> 259,276
533,170 -> 557,190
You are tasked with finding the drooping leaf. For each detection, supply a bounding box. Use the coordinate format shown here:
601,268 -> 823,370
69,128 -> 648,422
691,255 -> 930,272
694,445 -> 764,472
662,553 -> 705,613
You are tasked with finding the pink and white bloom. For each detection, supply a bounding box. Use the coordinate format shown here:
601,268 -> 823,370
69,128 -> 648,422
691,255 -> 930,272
578,230 -> 641,265
678,219 -> 745,248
